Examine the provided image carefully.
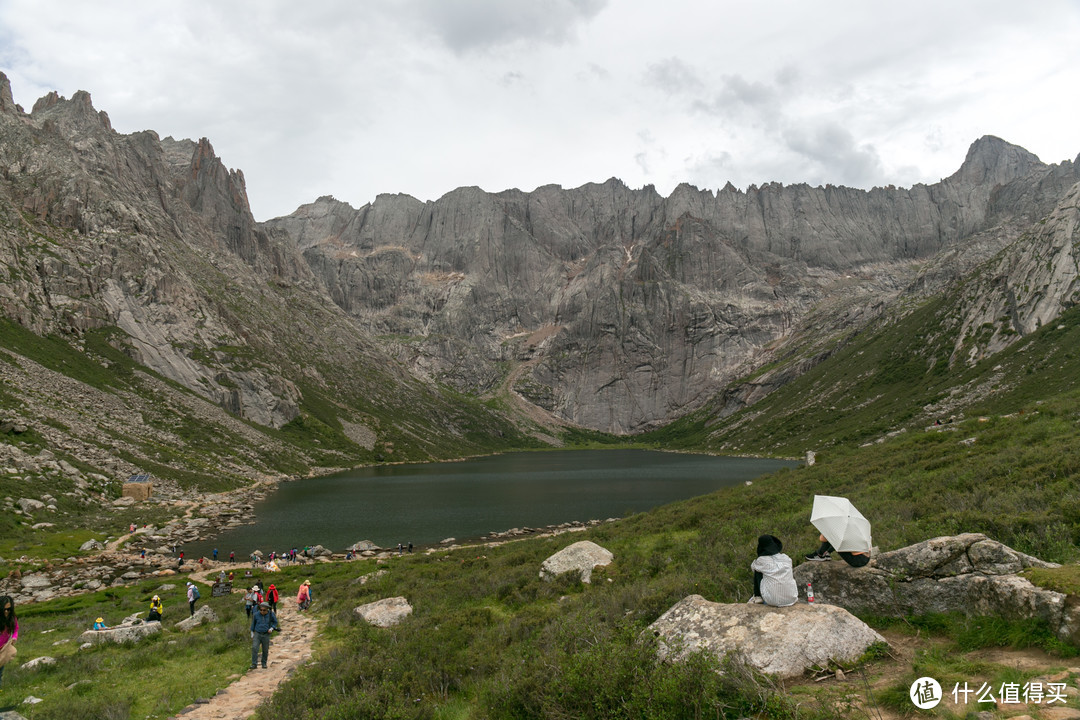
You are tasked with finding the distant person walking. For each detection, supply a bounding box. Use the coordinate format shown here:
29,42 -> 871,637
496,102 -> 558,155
213,548 -> 218,561
186,582 -> 200,616
297,580 -> 312,611
0,596 -> 18,689
249,602 -> 279,670
266,584 -> 279,612
229,550 -> 235,563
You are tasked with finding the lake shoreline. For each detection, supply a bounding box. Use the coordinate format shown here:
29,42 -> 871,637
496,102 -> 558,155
169,450 -> 799,559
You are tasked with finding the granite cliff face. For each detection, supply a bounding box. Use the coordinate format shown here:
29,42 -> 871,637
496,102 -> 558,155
4,70 -> 1080,444
267,137 -> 1079,432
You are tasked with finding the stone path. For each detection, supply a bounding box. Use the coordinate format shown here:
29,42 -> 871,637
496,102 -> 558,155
169,575 -> 318,719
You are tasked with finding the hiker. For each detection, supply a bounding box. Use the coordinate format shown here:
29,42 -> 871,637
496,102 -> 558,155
186,581 -> 201,616
748,534 -> 798,607
408,542 -> 414,553
213,548 -> 218,561
148,595 -> 164,622
267,583 -> 279,612
0,596 -> 18,688
805,534 -> 871,568
249,602 -> 280,670
140,548 -> 146,559
297,580 -> 312,611
240,587 -> 254,621
229,550 -> 235,563
93,617 -> 108,630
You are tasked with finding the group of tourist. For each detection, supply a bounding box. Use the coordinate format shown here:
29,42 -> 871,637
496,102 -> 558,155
50,569 -> 316,675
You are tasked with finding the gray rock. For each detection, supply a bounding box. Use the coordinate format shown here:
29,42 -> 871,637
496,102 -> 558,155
19,573 -> 51,589
540,540 -> 613,584
20,656 -> 56,670
175,605 -> 218,631
306,544 -> 333,558
794,534 -> 1073,641
349,540 -> 381,552
354,596 -> 413,627
648,594 -> 885,679
354,569 -> 388,586
79,620 -> 161,645
79,539 -> 105,552
16,498 -> 43,514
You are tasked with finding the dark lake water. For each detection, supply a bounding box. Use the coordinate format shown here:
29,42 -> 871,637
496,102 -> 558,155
184,450 -> 797,557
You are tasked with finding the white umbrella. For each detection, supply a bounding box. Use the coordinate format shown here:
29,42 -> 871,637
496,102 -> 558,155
811,495 -> 872,552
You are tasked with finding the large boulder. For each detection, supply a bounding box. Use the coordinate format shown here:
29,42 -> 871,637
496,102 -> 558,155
647,594 -> 885,679
793,534 -> 1076,641
20,656 -> 56,671
19,574 -> 51,590
16,498 -> 44,514
354,597 -> 412,627
175,605 -> 218,631
349,540 -> 381,552
540,541 -> 613,584
79,619 -> 161,645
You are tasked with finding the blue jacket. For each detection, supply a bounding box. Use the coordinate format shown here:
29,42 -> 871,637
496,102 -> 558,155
250,609 -> 279,634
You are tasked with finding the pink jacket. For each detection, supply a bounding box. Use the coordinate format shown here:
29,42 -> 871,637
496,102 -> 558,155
0,619 -> 19,648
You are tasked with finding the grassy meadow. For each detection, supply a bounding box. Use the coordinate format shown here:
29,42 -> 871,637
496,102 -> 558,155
5,388 -> 1080,718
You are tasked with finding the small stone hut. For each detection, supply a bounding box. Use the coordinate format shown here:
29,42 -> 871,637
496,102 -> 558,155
121,473 -> 153,501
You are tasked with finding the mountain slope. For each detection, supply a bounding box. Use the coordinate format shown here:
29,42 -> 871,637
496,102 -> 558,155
0,72 -> 549,500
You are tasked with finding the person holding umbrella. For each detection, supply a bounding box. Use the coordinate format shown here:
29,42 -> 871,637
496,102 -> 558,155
805,495 -> 872,567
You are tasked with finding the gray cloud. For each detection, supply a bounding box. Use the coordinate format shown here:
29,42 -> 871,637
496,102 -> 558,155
644,57 -> 703,95
691,74 -> 784,133
782,123 -> 884,188
407,0 -> 608,53
2,0 -> 1076,219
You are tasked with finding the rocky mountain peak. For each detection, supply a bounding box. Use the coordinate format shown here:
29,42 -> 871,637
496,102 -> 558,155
0,71 -> 17,114
949,135 -> 1043,187
29,87 -> 112,133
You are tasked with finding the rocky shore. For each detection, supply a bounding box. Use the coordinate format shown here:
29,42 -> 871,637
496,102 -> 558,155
2,458 -> 619,606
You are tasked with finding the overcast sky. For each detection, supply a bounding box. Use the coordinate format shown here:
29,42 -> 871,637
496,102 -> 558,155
1,1 -> 1078,221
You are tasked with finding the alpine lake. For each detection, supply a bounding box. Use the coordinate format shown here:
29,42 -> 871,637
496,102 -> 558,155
184,449 -> 797,557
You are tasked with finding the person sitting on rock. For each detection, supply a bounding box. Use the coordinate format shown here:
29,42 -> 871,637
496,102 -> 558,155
748,534 -> 798,607
93,617 -> 108,630
148,595 -> 164,622
805,534 -> 870,567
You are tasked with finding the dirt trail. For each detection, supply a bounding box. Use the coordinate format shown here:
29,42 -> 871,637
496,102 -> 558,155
168,572 -> 318,720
